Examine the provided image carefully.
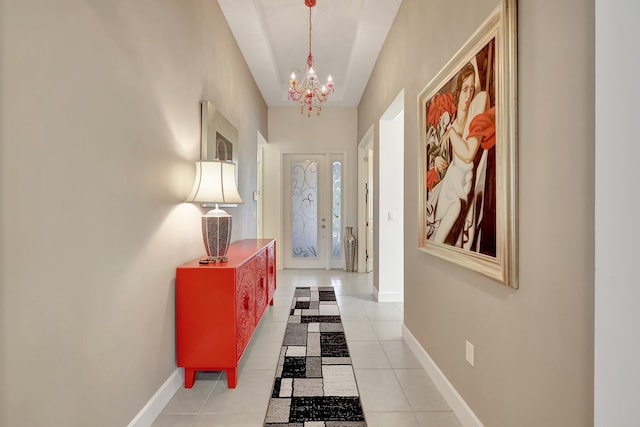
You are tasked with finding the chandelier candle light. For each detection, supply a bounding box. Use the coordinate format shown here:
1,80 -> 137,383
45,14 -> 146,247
288,0 -> 335,117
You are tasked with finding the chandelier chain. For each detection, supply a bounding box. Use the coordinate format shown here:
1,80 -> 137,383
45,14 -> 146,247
308,5 -> 312,57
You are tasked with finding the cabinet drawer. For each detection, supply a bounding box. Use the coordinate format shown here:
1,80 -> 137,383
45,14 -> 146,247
255,250 -> 268,319
267,242 -> 276,302
236,261 -> 256,359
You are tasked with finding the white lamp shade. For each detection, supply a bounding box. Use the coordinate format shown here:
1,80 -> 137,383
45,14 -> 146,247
187,160 -> 243,204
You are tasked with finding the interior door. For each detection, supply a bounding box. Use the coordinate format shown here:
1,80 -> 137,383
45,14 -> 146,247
283,154 -> 330,269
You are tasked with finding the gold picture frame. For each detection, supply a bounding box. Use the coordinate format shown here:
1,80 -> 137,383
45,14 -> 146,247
200,100 -> 240,208
201,100 -> 238,164
417,0 -> 518,288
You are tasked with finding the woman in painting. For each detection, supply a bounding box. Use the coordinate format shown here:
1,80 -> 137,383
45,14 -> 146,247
425,61 -> 495,250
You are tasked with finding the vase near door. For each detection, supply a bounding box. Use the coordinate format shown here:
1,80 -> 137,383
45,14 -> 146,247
344,226 -> 356,272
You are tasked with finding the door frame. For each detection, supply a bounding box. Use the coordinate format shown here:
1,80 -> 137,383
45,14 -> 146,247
358,126 -> 374,273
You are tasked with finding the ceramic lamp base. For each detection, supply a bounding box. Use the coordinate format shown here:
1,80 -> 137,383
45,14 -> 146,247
202,207 -> 232,262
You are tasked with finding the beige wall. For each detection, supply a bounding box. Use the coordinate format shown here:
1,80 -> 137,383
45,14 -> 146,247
0,1 -> 266,426
265,107 -> 358,270
358,0 -> 595,425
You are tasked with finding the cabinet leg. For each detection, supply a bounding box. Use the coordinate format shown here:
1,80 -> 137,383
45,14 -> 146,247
269,298 -> 274,306
226,368 -> 238,388
184,368 -> 196,388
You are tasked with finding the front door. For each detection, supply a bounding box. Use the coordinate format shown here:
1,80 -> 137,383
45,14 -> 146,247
283,153 -> 340,269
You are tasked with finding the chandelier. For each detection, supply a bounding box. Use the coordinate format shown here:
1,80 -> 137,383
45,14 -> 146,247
288,0 -> 335,117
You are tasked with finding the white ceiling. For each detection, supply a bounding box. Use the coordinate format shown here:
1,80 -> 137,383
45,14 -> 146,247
218,0 -> 403,108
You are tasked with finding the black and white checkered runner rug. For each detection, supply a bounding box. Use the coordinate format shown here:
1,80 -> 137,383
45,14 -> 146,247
263,287 -> 367,426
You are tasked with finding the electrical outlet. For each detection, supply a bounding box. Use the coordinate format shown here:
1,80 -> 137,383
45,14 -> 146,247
465,340 -> 475,367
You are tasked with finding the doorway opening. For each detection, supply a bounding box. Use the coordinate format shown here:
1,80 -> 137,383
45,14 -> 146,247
257,131 -> 267,238
377,90 -> 405,302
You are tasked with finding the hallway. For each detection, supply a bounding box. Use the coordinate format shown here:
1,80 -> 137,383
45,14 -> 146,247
151,270 -> 462,427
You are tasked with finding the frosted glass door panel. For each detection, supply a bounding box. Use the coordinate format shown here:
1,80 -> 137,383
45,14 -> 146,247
291,161 -> 318,258
332,161 -> 342,258
283,154 -> 328,269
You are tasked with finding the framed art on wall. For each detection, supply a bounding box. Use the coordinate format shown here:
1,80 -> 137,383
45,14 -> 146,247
417,0 -> 518,288
201,100 -> 238,164
201,100 -> 240,207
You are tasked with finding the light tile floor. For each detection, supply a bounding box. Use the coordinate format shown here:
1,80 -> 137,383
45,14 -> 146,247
151,269 -> 462,427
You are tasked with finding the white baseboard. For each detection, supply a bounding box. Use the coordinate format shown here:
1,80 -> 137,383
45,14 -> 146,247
374,288 -> 403,302
127,368 -> 182,427
402,325 -> 484,427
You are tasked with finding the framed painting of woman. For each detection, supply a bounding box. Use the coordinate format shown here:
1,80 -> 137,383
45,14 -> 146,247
418,0 -> 518,288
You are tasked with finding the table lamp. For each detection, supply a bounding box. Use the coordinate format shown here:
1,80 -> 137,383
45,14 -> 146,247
187,160 -> 243,262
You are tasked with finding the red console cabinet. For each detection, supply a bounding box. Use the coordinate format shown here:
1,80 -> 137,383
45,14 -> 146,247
176,239 -> 276,388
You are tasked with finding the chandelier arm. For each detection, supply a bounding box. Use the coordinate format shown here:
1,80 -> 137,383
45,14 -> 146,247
289,89 -> 305,102
311,88 -> 328,103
